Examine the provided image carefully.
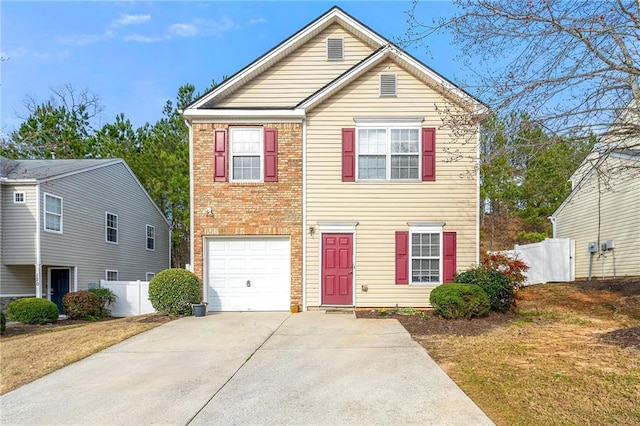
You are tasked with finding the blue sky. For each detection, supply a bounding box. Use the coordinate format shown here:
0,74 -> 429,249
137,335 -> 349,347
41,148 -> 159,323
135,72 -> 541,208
1,1 -> 463,136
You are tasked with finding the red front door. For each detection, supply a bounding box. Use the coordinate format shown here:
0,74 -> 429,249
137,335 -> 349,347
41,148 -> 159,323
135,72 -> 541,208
322,233 -> 353,305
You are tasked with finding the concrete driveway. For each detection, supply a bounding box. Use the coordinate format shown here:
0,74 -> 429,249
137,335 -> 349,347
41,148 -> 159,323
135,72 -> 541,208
0,312 -> 493,425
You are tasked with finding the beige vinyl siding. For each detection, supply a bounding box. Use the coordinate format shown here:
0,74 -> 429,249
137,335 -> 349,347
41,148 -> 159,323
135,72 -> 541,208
305,59 -> 478,308
0,265 -> 36,295
38,162 -> 170,290
2,184 -> 37,264
555,156 -> 640,278
216,24 -> 376,108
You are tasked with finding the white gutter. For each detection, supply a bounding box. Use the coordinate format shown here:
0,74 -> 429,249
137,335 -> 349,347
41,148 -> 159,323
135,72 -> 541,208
35,183 -> 42,298
182,109 -> 306,119
186,118 -> 195,272
548,216 -> 557,238
302,118 -> 307,312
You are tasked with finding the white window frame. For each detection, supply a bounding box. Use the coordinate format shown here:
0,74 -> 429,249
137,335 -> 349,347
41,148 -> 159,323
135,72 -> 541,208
13,191 -> 26,203
146,224 -> 155,251
355,124 -> 422,181
409,225 -> 443,285
106,212 -> 118,244
44,193 -> 63,234
105,270 -> 119,281
326,37 -> 344,61
229,127 -> 263,182
146,272 -> 155,281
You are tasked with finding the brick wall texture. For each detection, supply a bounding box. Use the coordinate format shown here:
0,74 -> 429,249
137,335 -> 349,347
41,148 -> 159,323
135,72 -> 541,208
192,122 -> 303,308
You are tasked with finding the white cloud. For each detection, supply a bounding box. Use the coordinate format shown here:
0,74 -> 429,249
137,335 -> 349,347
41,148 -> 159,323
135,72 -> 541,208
168,23 -> 198,38
123,34 -> 163,43
248,17 -> 267,26
196,16 -> 236,36
111,14 -> 151,27
2,46 -> 68,61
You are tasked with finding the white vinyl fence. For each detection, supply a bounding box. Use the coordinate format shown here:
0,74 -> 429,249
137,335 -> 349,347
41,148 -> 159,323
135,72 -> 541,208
100,280 -> 155,317
502,238 -> 575,285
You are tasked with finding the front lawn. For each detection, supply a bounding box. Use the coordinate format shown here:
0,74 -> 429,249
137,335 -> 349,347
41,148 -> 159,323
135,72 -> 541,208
358,279 -> 640,425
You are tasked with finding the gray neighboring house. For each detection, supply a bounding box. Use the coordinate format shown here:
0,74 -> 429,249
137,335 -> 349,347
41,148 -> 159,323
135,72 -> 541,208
0,157 -> 171,312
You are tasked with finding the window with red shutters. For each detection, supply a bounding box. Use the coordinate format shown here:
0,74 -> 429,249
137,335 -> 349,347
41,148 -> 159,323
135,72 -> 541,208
214,129 -> 228,182
421,127 -> 435,182
264,128 -> 278,182
395,231 -> 409,284
342,128 -> 356,182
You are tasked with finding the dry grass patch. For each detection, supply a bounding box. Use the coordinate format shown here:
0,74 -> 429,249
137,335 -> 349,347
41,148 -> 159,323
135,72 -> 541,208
0,314 -> 172,395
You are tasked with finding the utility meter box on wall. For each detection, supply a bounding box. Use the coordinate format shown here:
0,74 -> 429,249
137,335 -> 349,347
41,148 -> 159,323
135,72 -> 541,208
588,242 -> 598,253
605,240 -> 615,250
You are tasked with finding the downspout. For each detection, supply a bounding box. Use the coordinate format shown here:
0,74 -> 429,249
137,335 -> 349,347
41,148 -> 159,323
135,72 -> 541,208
35,183 -> 42,298
475,122 -> 481,265
548,215 -> 557,238
185,118 -> 195,272
301,118 -> 307,312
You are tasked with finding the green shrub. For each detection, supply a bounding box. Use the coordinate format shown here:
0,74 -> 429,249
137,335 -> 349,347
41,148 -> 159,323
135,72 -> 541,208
430,284 -> 490,319
454,267 -> 514,312
148,268 -> 201,316
89,287 -> 117,317
62,291 -> 102,320
1,311 -> 6,335
7,298 -> 59,324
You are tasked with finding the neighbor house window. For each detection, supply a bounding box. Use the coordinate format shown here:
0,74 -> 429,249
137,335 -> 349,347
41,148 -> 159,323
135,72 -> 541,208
357,127 -> 420,180
13,191 -> 26,203
106,270 -> 118,281
230,127 -> 262,181
44,193 -> 63,233
146,272 -> 155,281
146,225 -> 155,251
106,212 -> 118,243
410,229 -> 442,284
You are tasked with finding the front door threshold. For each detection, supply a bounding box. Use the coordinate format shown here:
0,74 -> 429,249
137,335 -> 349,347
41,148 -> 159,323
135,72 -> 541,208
319,305 -> 355,314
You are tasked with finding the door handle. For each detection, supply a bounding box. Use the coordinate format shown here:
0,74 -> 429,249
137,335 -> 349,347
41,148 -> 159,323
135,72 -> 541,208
349,265 -> 354,275
246,280 -> 251,287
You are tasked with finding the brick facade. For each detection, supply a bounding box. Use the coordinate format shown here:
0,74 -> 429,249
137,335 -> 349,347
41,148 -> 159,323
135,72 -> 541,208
192,122 -> 303,309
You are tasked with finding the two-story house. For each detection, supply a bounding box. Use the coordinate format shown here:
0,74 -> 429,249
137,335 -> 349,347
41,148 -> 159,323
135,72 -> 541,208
183,6 -> 487,312
0,157 -> 171,312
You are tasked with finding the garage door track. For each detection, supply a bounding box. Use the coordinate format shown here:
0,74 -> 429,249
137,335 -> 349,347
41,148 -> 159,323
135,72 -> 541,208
0,312 -> 493,425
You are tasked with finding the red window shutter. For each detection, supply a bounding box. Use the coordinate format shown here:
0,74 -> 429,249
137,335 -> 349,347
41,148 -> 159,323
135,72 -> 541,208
443,232 -> 457,283
214,130 -> 228,182
395,231 -> 409,285
264,128 -> 278,182
342,128 -> 356,182
422,128 -> 436,182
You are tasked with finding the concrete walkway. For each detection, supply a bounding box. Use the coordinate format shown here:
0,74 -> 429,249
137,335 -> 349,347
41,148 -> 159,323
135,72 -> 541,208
0,312 -> 493,425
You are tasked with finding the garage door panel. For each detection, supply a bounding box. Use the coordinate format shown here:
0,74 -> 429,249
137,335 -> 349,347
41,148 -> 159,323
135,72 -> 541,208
206,237 -> 290,311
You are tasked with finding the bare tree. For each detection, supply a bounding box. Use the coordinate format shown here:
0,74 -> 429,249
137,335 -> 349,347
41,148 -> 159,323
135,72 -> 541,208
406,0 -> 640,156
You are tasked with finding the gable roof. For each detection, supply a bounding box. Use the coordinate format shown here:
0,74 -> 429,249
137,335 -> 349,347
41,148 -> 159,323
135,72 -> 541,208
550,148 -> 640,219
1,157 -> 119,182
183,5 -> 487,117
1,157 -> 170,226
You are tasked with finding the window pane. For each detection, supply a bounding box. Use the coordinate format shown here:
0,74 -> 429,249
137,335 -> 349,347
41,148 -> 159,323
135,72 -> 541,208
46,215 -> 60,232
46,196 -> 61,214
231,129 -> 260,154
358,155 -> 385,179
391,129 -> 419,153
391,155 -> 419,180
358,129 -> 386,154
233,156 -> 260,180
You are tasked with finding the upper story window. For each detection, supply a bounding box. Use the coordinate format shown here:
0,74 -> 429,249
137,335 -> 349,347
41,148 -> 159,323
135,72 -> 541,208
44,193 -> 63,233
146,224 -> 155,251
106,212 -> 118,244
357,127 -> 420,180
380,74 -> 397,97
13,191 -> 26,203
327,37 -> 344,61
230,127 -> 262,181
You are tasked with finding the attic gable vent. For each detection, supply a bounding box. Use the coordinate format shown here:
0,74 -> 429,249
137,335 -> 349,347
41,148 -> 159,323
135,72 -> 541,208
327,38 -> 344,61
380,73 -> 397,97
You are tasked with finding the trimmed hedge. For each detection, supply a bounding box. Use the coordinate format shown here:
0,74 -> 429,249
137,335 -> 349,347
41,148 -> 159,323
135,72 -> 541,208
7,297 -> 59,324
63,291 -> 102,320
430,284 -> 491,319
454,267 -> 514,313
148,268 -> 201,316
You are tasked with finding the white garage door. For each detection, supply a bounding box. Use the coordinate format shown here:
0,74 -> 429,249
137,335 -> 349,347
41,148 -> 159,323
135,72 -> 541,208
206,237 -> 291,311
